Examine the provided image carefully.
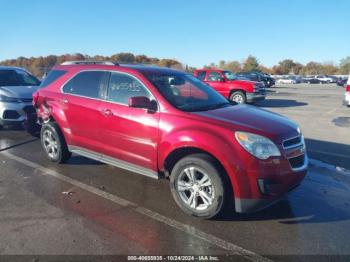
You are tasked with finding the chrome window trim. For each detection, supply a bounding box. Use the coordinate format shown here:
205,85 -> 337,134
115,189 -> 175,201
59,69 -> 159,110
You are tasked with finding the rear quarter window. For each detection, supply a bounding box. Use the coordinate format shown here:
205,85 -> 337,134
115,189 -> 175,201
40,70 -> 67,88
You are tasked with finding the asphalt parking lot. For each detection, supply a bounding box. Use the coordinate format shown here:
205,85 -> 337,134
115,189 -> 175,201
0,83 -> 349,261
257,83 -> 350,170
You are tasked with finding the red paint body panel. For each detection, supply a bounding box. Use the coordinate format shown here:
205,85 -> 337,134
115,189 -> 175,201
193,69 -> 256,98
34,64 -> 307,212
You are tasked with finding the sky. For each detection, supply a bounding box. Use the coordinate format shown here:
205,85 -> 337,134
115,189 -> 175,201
0,0 -> 349,67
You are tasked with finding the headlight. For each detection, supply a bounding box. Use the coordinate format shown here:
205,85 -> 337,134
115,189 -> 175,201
235,131 -> 281,160
0,95 -> 20,103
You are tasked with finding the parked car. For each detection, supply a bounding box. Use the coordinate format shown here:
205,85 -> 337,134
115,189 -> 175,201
33,61 -> 307,218
315,75 -> 334,83
0,66 -> 40,132
337,77 -> 348,87
301,77 -> 321,84
276,77 -> 297,84
344,77 -> 350,107
193,69 -> 265,104
236,72 -> 275,88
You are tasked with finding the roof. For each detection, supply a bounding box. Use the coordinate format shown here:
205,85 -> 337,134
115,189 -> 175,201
55,62 -> 185,75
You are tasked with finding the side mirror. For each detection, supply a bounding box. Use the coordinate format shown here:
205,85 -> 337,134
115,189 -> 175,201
128,96 -> 157,112
219,77 -> 225,82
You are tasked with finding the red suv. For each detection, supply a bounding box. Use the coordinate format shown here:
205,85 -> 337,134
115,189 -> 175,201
194,69 -> 266,104
33,61 -> 307,218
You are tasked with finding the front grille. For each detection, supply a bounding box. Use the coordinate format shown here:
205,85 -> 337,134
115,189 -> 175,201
283,136 -> 302,148
20,98 -> 33,103
288,154 -> 305,169
3,110 -> 20,119
23,105 -> 35,115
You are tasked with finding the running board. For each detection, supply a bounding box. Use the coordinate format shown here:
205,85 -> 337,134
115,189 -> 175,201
68,145 -> 159,179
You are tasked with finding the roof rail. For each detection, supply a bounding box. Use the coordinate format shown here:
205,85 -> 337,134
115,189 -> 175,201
61,61 -> 118,66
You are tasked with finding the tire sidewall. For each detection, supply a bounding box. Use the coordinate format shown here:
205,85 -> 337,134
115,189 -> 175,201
230,91 -> 246,104
170,155 -> 225,218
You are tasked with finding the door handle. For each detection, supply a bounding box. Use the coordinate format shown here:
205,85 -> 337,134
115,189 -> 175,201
101,109 -> 113,116
61,98 -> 69,104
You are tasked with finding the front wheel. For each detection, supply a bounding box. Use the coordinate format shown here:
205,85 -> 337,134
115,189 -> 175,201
41,122 -> 71,163
230,91 -> 246,104
170,154 -> 227,219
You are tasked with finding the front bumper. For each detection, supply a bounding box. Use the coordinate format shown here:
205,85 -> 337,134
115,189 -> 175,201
235,155 -> 308,213
0,101 -> 34,126
246,92 -> 266,103
231,134 -> 308,213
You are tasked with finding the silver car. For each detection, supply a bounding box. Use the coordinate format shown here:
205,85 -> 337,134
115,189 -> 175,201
0,66 -> 40,129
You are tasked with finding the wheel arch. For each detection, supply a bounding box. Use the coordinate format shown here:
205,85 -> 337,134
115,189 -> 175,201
163,146 -> 234,197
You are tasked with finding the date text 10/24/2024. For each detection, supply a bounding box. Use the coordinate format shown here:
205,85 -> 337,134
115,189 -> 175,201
127,256 -> 220,261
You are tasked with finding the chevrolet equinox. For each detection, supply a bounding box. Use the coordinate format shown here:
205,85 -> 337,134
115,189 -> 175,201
33,61 -> 308,218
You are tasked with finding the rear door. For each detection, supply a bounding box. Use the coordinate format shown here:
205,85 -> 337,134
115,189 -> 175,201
98,71 -> 160,175
61,71 -> 109,152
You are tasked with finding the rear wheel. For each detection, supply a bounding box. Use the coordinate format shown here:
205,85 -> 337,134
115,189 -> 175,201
41,122 -> 71,163
170,154 -> 228,219
230,91 -> 246,104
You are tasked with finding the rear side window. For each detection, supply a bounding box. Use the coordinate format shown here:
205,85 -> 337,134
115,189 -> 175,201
196,71 -> 207,81
63,71 -> 108,99
40,70 -> 67,88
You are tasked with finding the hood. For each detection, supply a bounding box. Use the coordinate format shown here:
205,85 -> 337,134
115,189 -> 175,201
194,105 -> 299,143
0,86 -> 39,99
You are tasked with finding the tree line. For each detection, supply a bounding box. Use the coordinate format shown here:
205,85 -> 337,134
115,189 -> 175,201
0,53 -> 184,78
205,55 -> 350,75
0,53 -> 349,78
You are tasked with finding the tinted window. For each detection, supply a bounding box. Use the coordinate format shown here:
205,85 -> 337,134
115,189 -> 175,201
0,69 -> 40,86
196,71 -> 207,81
207,72 -> 222,81
63,71 -> 107,99
107,72 -> 151,105
40,70 -> 67,88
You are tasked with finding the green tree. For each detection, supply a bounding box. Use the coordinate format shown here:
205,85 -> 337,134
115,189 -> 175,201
243,55 -> 259,72
339,57 -> 350,74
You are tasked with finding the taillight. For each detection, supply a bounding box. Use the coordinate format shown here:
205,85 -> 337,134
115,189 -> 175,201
346,85 -> 350,92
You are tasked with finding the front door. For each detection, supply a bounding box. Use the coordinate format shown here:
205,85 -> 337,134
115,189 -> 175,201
98,71 -> 159,174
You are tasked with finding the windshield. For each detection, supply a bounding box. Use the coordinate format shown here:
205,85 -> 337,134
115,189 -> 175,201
223,71 -> 238,80
143,72 -> 232,112
0,69 -> 40,86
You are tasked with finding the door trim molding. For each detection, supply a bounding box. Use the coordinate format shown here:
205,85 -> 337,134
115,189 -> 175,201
68,145 -> 159,179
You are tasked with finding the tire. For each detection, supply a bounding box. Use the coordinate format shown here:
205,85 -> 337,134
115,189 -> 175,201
230,91 -> 246,104
170,153 -> 228,219
41,122 -> 71,163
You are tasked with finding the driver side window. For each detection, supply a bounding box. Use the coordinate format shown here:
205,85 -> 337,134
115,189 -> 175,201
207,72 -> 222,82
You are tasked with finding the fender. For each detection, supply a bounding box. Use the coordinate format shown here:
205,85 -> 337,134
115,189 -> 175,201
158,127 -> 251,198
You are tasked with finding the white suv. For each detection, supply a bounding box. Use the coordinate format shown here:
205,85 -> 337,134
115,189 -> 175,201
0,66 -> 40,129
344,76 -> 350,107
